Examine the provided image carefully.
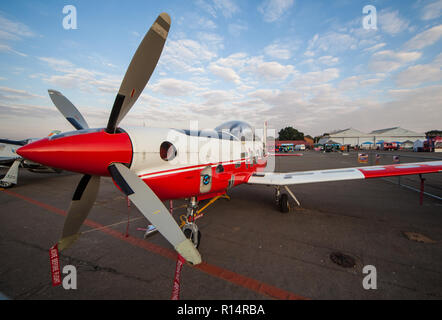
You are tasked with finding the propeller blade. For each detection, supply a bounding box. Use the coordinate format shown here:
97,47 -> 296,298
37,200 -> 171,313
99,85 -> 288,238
59,175 -> 100,251
108,163 -> 201,265
48,90 -> 89,130
106,13 -> 171,133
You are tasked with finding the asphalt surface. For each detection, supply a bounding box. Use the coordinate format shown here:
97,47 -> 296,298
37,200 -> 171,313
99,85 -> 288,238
1,150 -> 441,300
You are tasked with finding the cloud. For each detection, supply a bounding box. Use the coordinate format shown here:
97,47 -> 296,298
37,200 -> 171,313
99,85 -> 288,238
38,57 -> 74,70
228,22 -> 248,37
211,53 -> 295,82
318,56 -> 339,66
197,32 -> 224,51
196,0 -> 239,19
421,0 -> 442,20
208,64 -> 241,84
213,52 -> 249,69
378,9 -> 410,35
363,42 -> 386,52
258,0 -> 294,23
306,32 -> 357,54
38,57 -> 121,94
395,54 -> 442,88
263,39 -> 300,60
0,14 -> 35,41
161,38 -> 218,73
149,78 -> 201,96
369,50 -> 422,72
264,45 -> 290,60
0,86 -> 45,101
197,89 -> 237,107
0,43 -> 27,57
338,75 -> 383,91
0,14 -> 34,58
291,68 -> 340,87
404,24 -> 442,50
246,58 -> 295,81
213,0 -> 239,18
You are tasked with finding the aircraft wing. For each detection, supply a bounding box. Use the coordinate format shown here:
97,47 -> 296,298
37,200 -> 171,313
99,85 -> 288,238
0,157 -> 18,166
247,161 -> 442,186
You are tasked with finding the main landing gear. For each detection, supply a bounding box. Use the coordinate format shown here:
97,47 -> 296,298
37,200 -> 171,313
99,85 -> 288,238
274,186 -> 301,213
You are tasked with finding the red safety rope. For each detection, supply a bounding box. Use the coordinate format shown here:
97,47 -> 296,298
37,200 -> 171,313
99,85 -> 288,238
171,254 -> 186,300
49,244 -> 61,286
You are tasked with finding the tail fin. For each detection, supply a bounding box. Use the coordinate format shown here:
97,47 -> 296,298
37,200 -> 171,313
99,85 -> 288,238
47,130 -> 61,137
263,121 -> 268,156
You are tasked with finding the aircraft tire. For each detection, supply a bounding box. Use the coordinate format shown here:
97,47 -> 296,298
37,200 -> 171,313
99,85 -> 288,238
184,228 -> 201,249
279,194 -> 290,213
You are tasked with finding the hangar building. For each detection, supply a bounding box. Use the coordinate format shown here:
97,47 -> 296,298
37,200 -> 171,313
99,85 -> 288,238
318,127 -> 426,147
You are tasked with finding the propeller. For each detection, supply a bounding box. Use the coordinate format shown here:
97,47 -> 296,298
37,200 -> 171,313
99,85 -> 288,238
106,12 -> 171,133
59,175 -> 100,251
48,89 -> 89,130
47,13 -> 202,264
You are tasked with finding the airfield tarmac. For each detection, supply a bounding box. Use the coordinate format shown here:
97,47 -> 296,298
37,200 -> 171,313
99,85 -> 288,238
1,150 -> 441,300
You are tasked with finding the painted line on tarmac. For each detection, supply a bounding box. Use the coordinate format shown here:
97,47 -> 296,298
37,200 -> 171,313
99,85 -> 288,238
2,189 -> 307,300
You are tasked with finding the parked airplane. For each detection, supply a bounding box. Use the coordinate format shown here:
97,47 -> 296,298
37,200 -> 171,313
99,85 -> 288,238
0,90 -> 89,189
0,131 -> 63,188
16,13 -> 442,265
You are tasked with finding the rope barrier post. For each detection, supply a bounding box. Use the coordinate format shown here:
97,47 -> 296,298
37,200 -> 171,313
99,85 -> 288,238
171,254 -> 186,300
419,174 -> 425,206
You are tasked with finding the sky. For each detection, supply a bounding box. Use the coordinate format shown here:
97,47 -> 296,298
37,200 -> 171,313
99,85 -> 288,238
0,0 -> 441,139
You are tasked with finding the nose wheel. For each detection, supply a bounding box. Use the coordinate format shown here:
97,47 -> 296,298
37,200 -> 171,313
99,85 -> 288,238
182,223 -> 201,249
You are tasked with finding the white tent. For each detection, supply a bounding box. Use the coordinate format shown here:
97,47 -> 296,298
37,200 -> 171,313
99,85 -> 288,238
413,140 -> 424,152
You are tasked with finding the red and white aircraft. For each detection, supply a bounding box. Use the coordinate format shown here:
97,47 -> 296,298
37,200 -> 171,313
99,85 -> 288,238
17,13 -> 442,265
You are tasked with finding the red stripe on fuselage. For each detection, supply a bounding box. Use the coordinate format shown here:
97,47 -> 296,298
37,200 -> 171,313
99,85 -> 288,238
140,158 -> 267,200
138,158 -> 248,178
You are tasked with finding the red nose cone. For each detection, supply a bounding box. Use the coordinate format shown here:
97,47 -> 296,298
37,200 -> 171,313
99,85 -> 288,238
17,129 -> 133,176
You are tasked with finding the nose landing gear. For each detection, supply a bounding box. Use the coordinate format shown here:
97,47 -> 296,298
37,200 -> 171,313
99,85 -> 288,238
182,196 -> 201,248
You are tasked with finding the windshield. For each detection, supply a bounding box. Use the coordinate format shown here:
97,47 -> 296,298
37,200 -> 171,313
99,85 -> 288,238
49,128 -> 103,140
214,121 -> 255,141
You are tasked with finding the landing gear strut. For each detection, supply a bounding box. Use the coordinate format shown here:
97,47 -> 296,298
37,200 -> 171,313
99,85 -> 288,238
183,196 -> 201,248
274,186 -> 301,213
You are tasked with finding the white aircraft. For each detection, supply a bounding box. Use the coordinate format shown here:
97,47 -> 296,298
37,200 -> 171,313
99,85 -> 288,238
17,13 -> 442,265
0,90 -> 89,188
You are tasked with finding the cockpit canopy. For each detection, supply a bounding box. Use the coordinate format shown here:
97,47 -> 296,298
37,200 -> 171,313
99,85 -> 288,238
177,121 -> 257,141
215,121 -> 255,141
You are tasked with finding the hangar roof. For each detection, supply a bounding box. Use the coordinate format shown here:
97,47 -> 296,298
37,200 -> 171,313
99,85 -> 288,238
329,128 -> 370,137
369,127 -> 424,136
